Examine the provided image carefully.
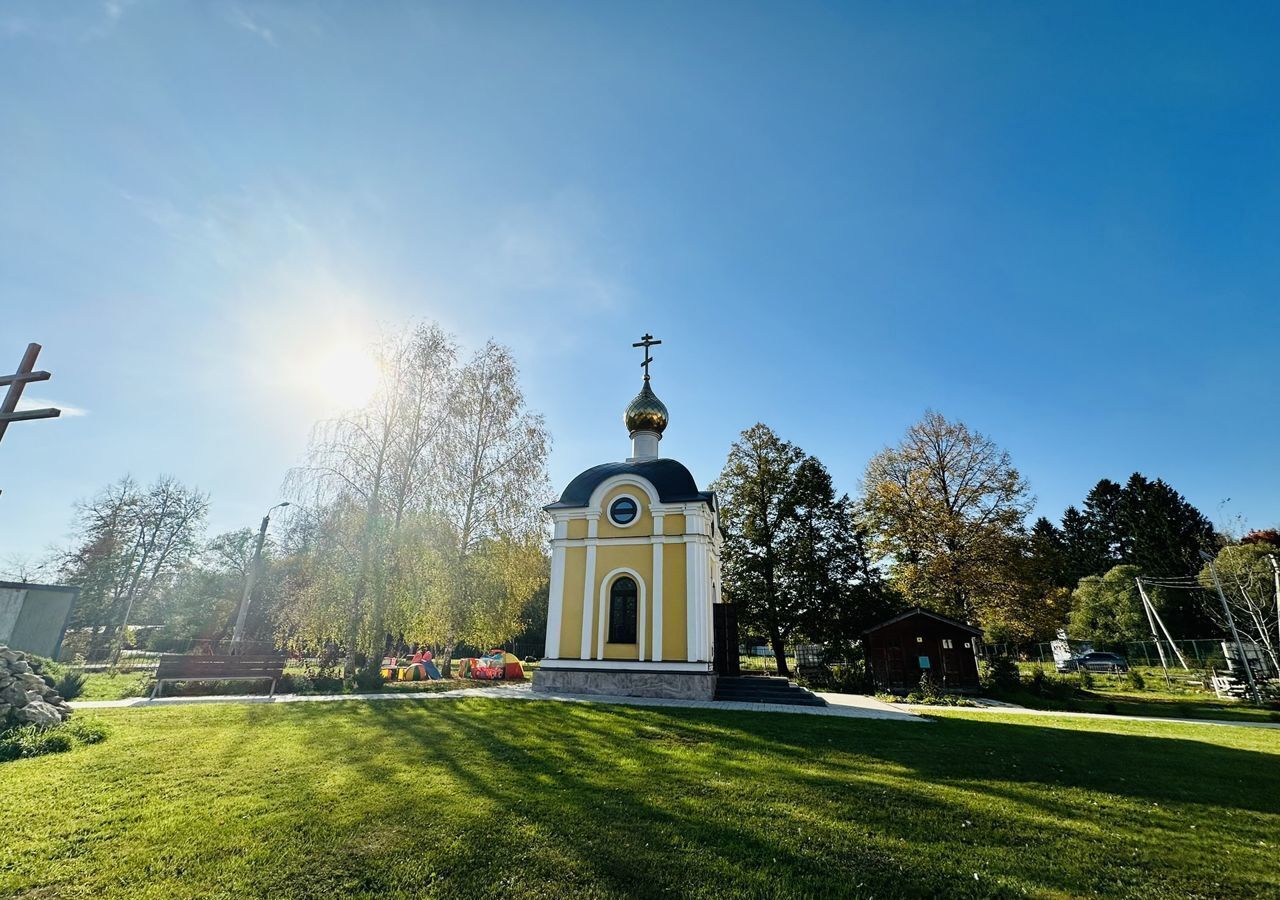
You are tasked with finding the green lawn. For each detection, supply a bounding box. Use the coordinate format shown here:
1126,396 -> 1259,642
2,700 -> 1278,899
1009,663 -> 1280,724
75,669 -> 152,700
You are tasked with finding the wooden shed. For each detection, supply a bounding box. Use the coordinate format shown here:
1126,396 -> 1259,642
863,608 -> 982,692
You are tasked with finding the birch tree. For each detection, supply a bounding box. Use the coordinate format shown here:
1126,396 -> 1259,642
1198,543 -> 1280,674
421,341 -> 550,671
283,325 -> 549,679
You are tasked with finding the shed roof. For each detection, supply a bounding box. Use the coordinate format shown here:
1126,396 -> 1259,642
862,607 -> 984,637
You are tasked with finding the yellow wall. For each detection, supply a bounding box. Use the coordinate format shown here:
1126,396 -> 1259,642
595,543 -> 651,661
558,547 -> 586,659
662,547 -> 687,661
550,480 -> 701,663
596,485 -> 654,539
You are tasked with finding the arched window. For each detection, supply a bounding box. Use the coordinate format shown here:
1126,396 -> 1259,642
608,576 -> 638,644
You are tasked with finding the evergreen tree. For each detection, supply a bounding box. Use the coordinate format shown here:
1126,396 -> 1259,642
1026,517 -> 1069,589
1082,478 -> 1127,564
1120,474 -> 1216,579
1059,506 -> 1098,587
716,424 -> 889,676
1044,473 -> 1218,639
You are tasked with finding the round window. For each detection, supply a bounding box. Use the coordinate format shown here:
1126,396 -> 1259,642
609,496 -> 638,526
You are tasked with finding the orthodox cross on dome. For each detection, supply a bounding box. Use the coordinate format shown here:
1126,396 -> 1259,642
632,333 -> 662,381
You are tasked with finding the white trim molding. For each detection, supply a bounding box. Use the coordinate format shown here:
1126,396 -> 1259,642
539,659 -> 711,673
587,474 -> 660,512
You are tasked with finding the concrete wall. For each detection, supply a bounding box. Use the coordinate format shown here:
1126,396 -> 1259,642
0,582 -> 78,659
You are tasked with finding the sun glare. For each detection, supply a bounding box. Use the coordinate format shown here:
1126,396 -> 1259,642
298,338 -> 381,412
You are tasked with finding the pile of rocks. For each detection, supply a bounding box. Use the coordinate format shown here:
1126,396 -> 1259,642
0,646 -> 73,729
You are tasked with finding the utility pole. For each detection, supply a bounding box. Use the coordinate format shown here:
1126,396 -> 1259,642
1136,579 -> 1189,669
1201,550 -> 1262,705
230,501 -> 289,653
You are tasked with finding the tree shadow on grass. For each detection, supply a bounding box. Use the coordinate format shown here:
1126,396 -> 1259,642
240,698 -> 1280,899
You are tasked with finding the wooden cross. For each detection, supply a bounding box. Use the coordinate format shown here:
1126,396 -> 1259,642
0,343 -> 60,444
632,333 -> 662,380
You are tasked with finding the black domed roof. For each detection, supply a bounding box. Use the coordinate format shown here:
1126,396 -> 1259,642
546,458 -> 714,510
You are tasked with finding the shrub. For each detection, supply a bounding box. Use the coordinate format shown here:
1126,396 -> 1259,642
64,718 -> 109,745
796,664 -> 870,695
1029,667 -> 1047,695
828,665 -> 870,694
54,671 -> 88,701
980,655 -> 1019,693
1078,670 -> 1095,690
0,717 -> 110,763
312,674 -> 344,693
917,672 -> 942,701
1125,669 -> 1146,691
0,725 -> 73,762
353,668 -> 384,692
277,672 -> 313,694
898,691 -> 977,707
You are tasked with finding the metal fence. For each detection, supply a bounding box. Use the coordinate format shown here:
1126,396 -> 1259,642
1017,639 -> 1229,670
62,638 -> 282,669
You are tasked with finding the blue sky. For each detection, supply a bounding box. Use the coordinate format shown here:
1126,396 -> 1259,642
3,1 -> 1278,563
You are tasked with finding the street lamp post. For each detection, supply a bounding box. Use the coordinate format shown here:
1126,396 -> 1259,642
230,501 -> 289,653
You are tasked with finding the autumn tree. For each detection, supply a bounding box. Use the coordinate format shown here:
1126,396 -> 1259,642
862,411 -> 1033,631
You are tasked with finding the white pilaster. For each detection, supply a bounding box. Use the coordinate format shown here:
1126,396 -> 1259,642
686,539 -> 700,662
580,542 -> 597,660
650,514 -> 664,663
546,524 -> 567,658
652,541 -> 664,662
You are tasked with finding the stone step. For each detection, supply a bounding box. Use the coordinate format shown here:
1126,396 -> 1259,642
713,676 -> 826,707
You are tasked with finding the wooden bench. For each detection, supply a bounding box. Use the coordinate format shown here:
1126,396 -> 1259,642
150,654 -> 287,699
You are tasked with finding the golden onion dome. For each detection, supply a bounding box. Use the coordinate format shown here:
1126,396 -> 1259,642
624,379 -> 669,435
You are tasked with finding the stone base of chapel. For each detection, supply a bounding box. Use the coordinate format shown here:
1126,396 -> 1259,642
533,665 -> 716,701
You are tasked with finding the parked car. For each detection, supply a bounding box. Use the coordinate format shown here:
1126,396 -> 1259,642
1057,651 -> 1129,674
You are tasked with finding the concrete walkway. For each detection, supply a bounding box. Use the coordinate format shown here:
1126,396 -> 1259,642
72,682 -> 923,722
72,686 -> 1277,730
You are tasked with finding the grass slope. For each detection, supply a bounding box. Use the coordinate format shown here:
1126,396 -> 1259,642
2,700 -> 1278,899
